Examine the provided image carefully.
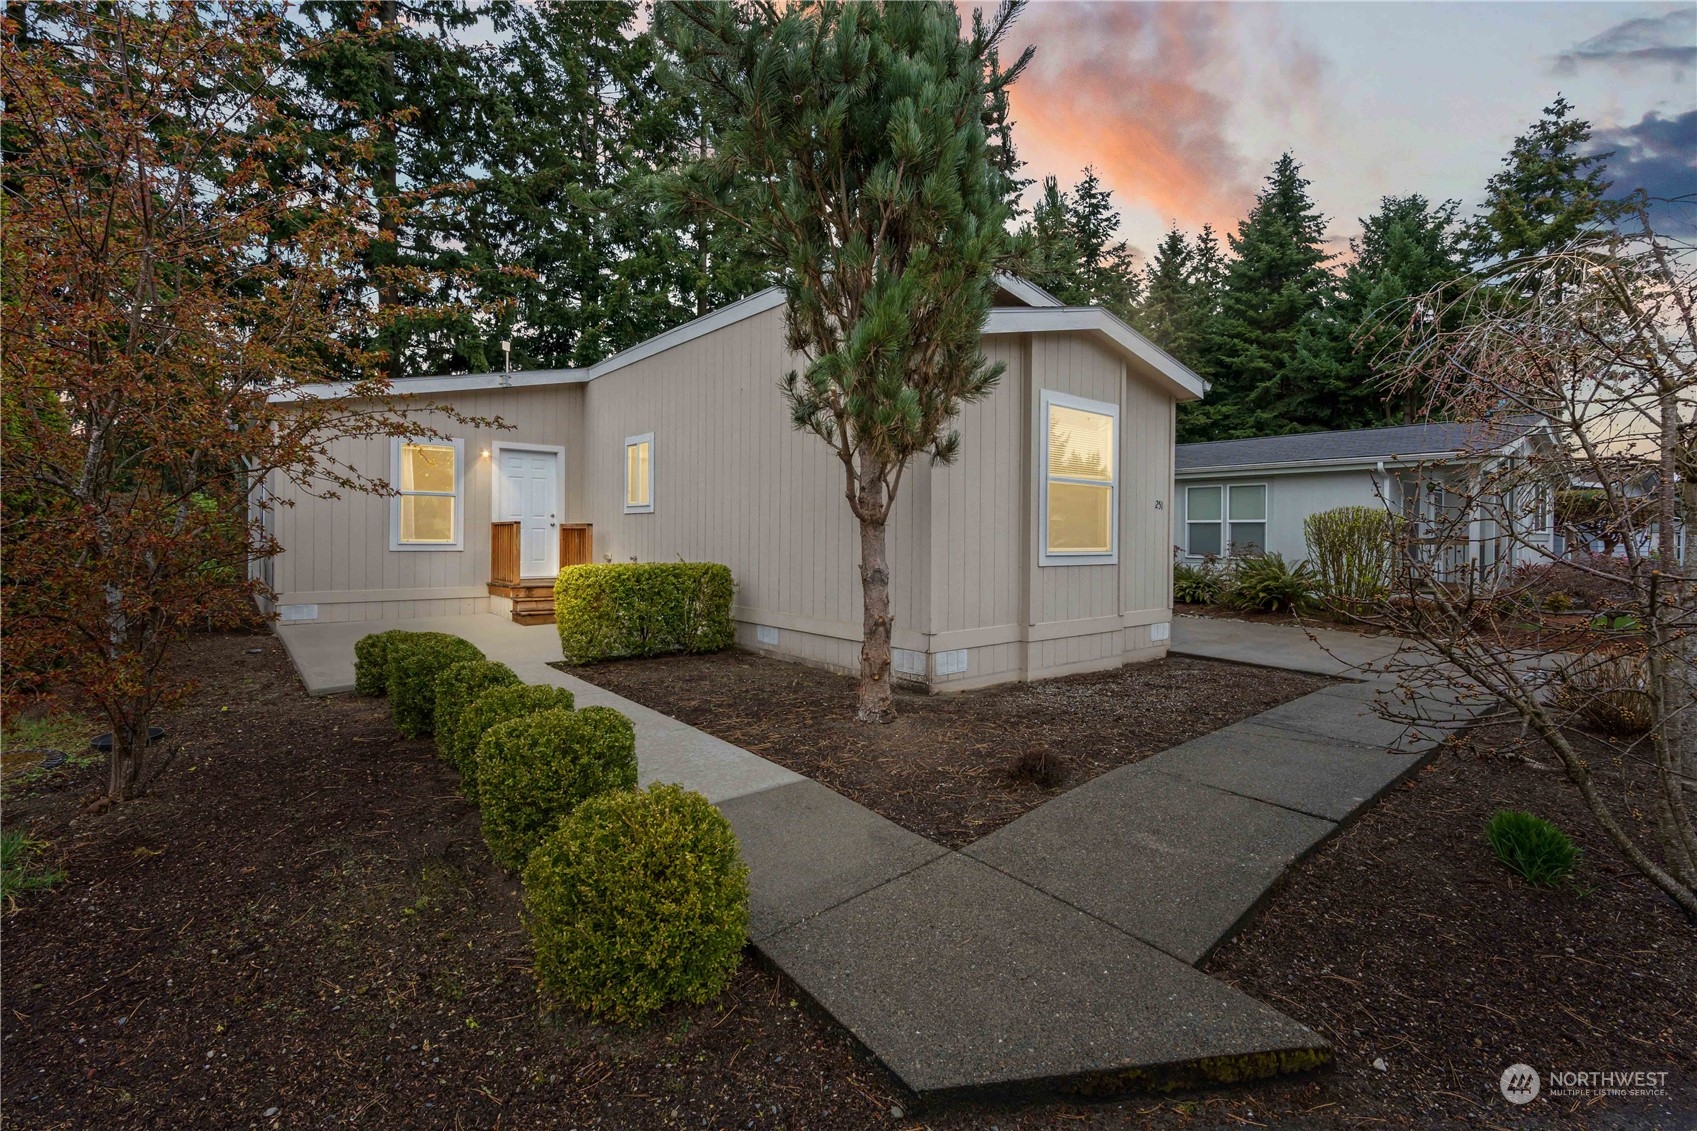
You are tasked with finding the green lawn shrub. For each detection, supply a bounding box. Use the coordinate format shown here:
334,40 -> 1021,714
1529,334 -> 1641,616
433,660 -> 521,765
354,628 -> 414,696
555,563 -> 734,664
477,706 -> 637,871
523,783 -> 748,1024
447,683 -> 577,789
1556,654 -> 1653,736
1220,553 -> 1316,614
1174,560 -> 1224,605
1303,505 -> 1399,609
386,633 -> 485,738
1485,810 -> 1579,885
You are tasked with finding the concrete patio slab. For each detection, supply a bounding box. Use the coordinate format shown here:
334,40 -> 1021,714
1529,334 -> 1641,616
275,613 -> 564,695
966,763 -> 1334,965
1146,722 -> 1423,822
717,779 -> 946,942
1170,615 -> 1407,678
759,852 -> 1329,1102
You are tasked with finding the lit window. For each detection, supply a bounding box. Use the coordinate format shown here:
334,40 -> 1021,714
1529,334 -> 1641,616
624,433 -> 654,513
1040,391 -> 1117,565
390,437 -> 463,550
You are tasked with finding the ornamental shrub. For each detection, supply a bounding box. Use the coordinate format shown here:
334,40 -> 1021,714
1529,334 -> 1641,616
477,706 -> 637,872
1556,654 -> 1653,737
1173,560 -> 1224,605
433,660 -> 521,765
1485,810 -> 1579,886
1303,506 -> 1399,609
523,783 -> 749,1024
353,628 -> 413,696
555,562 -> 734,664
386,633 -> 485,738
1220,553 -> 1315,614
448,683 -> 577,788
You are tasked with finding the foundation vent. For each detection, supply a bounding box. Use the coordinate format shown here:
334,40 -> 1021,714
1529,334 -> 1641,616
934,649 -> 969,676
755,624 -> 780,646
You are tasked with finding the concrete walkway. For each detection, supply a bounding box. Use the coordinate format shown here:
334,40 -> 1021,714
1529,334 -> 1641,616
1170,613 -> 1411,677
276,613 -> 1492,1105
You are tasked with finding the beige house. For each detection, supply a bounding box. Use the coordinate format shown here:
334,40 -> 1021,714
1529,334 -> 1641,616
264,276 -> 1205,691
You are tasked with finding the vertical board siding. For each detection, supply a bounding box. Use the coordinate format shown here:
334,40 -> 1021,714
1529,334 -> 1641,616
580,306 -> 926,639
270,384 -> 585,617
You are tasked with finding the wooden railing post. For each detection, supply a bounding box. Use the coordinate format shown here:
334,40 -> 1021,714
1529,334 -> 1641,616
491,521 -> 521,584
560,523 -> 593,567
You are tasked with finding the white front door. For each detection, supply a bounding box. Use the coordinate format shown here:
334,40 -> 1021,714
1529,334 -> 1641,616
498,448 -> 559,578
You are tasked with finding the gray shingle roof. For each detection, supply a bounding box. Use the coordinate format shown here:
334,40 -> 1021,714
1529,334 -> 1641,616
1176,420 -> 1537,473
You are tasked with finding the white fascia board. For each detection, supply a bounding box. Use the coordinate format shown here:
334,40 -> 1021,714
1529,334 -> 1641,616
272,287 -> 788,403
992,273 -> 1064,307
983,306 -> 1208,401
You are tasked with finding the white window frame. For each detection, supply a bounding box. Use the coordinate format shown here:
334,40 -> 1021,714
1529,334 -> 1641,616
1225,482 -> 1269,556
1038,389 -> 1119,567
389,436 -> 465,551
1184,481 -> 1269,558
1184,484 -> 1224,557
624,432 -> 655,514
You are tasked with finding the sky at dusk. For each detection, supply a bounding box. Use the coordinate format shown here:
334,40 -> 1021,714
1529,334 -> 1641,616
996,1 -> 1697,255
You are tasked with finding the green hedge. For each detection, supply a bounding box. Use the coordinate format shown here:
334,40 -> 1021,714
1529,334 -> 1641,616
523,783 -> 748,1024
1303,506 -> 1400,608
433,660 -> 521,765
353,629 -> 413,696
386,633 -> 485,738
447,683 -> 576,789
476,705 -> 637,871
555,563 -> 735,664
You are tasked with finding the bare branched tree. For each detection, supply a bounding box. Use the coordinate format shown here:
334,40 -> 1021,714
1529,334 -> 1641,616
1361,199 -> 1696,918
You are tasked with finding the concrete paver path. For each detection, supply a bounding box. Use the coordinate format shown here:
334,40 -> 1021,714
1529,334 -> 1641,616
276,613 -> 1491,1105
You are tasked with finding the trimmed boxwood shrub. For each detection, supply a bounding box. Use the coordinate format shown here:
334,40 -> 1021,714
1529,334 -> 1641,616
448,683 -> 576,788
555,562 -> 734,664
386,633 -> 484,738
433,660 -> 521,764
477,705 -> 637,871
523,783 -> 748,1024
353,629 -> 413,696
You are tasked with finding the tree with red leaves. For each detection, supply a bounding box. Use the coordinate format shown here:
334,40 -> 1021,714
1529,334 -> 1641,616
2,2 -> 482,801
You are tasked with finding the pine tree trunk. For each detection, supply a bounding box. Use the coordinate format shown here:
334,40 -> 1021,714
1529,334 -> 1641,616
855,512 -> 896,724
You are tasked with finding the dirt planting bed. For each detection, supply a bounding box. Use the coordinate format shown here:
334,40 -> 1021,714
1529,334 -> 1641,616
567,648 -> 1336,848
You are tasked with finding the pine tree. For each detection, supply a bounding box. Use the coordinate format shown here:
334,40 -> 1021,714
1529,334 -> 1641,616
657,0 -> 1030,722
287,1 -> 491,378
1021,176 -> 1084,303
1467,95 -> 1625,267
1138,226 -> 1199,364
1014,168 -> 1140,317
1327,194 -> 1466,424
1182,153 -> 1335,441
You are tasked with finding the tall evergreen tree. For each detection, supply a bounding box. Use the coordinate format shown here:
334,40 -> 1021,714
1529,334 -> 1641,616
287,0 -> 493,378
657,0 -> 1030,723
1014,167 -> 1140,317
1182,152 -> 1335,441
1327,194 -> 1466,424
1466,95 -> 1624,267
1138,226 -> 1195,360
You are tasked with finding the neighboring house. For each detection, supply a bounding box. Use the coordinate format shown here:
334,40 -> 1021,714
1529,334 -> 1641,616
1173,419 -> 1565,577
263,276 -> 1205,691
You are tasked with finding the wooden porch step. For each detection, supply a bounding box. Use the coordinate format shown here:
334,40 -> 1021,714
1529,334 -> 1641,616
488,579 -> 557,625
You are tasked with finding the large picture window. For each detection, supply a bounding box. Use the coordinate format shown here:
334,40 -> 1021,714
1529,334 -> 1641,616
624,433 -> 654,514
390,437 -> 464,550
1040,390 -> 1118,565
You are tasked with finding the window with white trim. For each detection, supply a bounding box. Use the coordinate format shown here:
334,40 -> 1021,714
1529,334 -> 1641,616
1185,483 -> 1267,556
624,433 -> 654,513
1040,390 -> 1118,565
390,437 -> 463,550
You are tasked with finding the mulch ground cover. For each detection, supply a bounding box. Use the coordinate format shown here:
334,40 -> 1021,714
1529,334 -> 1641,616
4,631 -> 1692,1129
566,649 -> 1335,848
